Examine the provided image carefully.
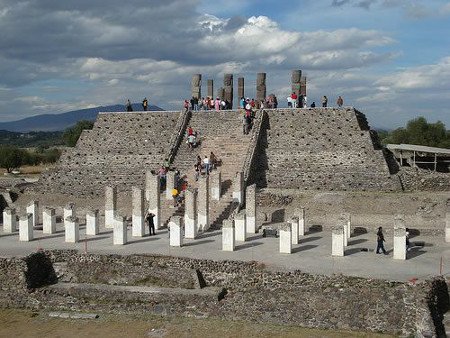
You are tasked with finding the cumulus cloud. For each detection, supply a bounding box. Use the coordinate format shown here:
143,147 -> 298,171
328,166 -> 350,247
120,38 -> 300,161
0,0 -> 448,129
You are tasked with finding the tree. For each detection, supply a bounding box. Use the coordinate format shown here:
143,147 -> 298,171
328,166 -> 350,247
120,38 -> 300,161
63,120 -> 94,147
380,117 -> 450,149
0,146 -> 26,173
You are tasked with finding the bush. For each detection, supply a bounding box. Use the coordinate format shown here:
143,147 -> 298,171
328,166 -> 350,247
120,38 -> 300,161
0,146 -> 26,172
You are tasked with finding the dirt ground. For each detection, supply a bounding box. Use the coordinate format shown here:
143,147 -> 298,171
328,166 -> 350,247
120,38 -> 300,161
0,309 -> 394,338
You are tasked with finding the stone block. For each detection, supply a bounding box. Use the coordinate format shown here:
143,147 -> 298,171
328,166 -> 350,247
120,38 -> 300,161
289,218 -> 299,245
147,171 -> 161,230
184,188 -> 198,239
86,209 -> 99,235
43,207 -> 56,234
341,212 -> 351,240
65,216 -> 79,243
3,207 -> 17,233
26,200 -> 39,227
113,215 -> 127,245
246,184 -> 257,234
210,171 -> 221,201
169,216 -> 183,247
393,215 -> 406,260
105,186 -> 117,229
166,171 -> 176,200
235,211 -> 246,242
132,187 -> 145,237
232,172 -> 244,204
64,203 -> 76,221
296,208 -> 305,236
19,213 -> 33,242
279,223 -> 292,254
207,79 -> 214,98
222,219 -> 235,252
332,225 -> 344,257
338,216 -> 348,247
198,176 -> 209,231
256,73 -> 266,101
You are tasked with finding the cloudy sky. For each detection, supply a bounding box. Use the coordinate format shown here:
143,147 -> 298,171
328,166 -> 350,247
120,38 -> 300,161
0,0 -> 449,129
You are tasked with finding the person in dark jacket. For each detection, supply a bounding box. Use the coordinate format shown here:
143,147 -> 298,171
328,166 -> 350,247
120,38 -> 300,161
376,227 -> 388,254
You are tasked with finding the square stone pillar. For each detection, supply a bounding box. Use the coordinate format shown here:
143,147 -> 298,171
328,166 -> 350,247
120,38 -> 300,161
147,172 -> 161,230
296,208 -> 305,236
279,223 -> 292,254
332,225 -> 345,257
113,215 -> 127,245
394,215 -> 406,260
166,171 -> 176,200
184,188 -> 198,239
42,207 -> 56,234
105,186 -> 117,229
132,187 -> 145,237
210,171 -> 221,201
446,201 -> 450,243
64,202 -> 76,221
232,172 -> 244,204
26,200 -> 39,227
338,216 -> 348,247
246,184 -> 257,234
3,207 -> 17,233
19,213 -> 33,241
198,176 -> 209,231
222,219 -> 235,251
65,216 -> 79,243
235,211 -> 247,242
289,218 -> 299,245
341,212 -> 351,240
169,216 -> 183,247
86,209 -> 99,235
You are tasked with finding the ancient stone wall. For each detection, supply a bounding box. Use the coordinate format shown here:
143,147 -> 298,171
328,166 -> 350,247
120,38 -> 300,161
0,250 -> 444,336
37,111 -> 182,196
259,108 -> 401,191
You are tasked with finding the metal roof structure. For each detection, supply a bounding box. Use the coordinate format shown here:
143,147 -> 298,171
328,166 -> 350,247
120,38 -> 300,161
386,144 -> 450,171
386,144 -> 450,155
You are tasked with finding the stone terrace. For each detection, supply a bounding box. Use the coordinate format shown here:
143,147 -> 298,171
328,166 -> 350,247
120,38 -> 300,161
259,107 -> 401,191
37,111 -> 182,197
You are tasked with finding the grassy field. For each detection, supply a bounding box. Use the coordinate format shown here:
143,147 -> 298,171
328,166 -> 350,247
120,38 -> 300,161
0,309 -> 395,338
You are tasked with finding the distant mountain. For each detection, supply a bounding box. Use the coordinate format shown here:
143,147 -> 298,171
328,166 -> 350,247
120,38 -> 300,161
0,104 -> 164,132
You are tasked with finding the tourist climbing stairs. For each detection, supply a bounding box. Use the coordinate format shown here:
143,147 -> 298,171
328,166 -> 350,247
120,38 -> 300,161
165,110 -> 256,230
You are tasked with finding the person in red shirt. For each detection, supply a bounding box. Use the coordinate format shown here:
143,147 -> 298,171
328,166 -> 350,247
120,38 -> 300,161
187,126 -> 193,136
291,92 -> 298,108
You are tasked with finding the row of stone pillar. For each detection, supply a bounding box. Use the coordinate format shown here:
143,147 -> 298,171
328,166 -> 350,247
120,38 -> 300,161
191,73 -> 267,109
191,70 -> 307,107
2,203 -> 99,243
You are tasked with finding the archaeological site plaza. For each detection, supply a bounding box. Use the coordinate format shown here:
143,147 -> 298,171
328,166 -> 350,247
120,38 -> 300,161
0,71 -> 449,336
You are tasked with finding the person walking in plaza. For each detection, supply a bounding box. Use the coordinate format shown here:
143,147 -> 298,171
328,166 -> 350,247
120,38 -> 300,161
376,227 -> 388,254
336,96 -> 344,108
145,212 -> 156,236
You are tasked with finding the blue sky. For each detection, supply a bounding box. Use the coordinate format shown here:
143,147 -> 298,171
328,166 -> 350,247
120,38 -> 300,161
0,0 -> 449,130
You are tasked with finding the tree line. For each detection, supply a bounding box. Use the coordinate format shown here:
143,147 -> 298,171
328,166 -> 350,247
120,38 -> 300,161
378,117 -> 450,149
0,120 -> 94,173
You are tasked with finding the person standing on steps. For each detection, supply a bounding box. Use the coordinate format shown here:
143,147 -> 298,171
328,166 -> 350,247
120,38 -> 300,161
336,96 -> 344,108
142,98 -> 148,111
145,212 -> 156,236
376,227 -> 388,254
126,99 -> 133,112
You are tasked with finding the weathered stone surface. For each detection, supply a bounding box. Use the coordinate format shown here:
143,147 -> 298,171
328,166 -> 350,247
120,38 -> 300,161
184,188 -> 198,239
246,184 -> 257,233
86,209 -> 99,236
2,207 -> 17,233
279,223 -> 292,254
191,74 -> 202,99
222,219 -> 235,251
169,216 -> 183,247
43,207 -> 56,234
260,108 -> 401,191
332,225 -> 344,257
223,73 -> 233,109
132,187 -> 145,237
65,216 -> 79,243
19,213 -> 33,242
0,250 -> 445,337
207,79 -> 214,98
256,73 -> 266,102
237,77 -> 244,101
